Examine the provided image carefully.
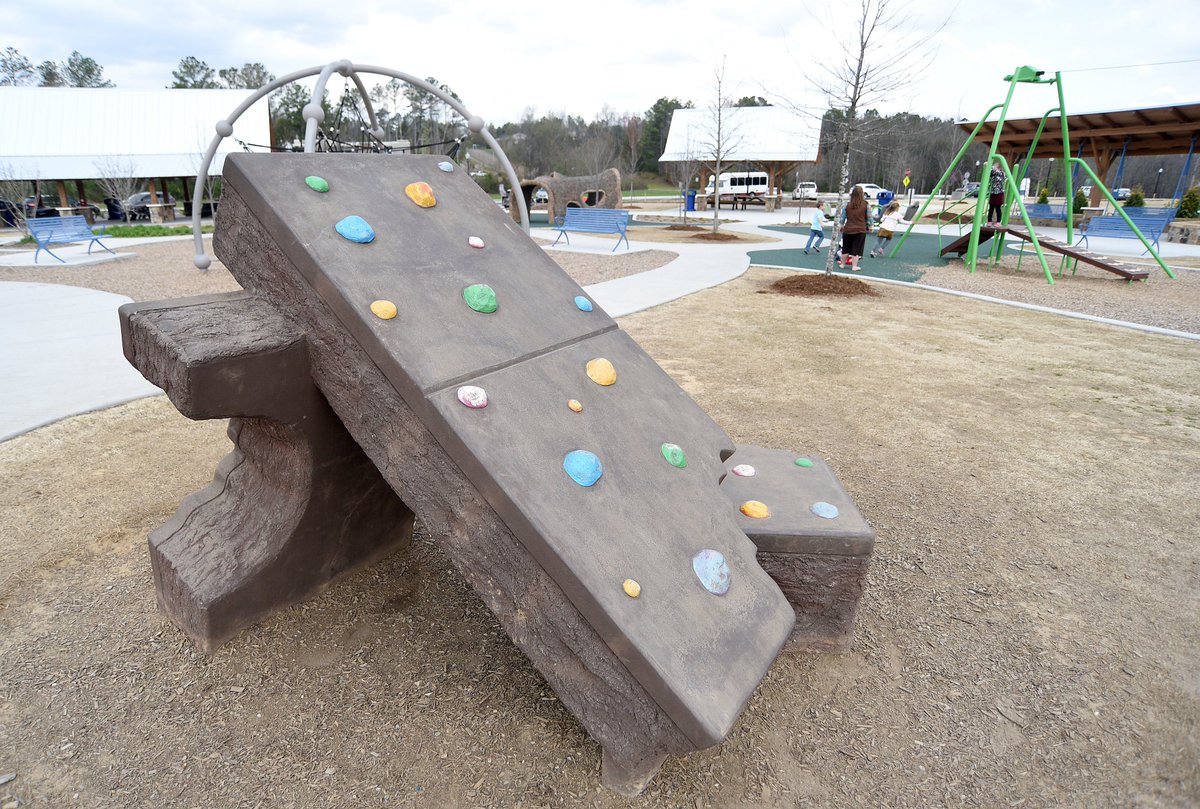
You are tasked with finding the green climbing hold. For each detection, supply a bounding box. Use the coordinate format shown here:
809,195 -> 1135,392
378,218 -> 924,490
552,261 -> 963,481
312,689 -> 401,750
794,457 -> 814,468
463,283 -> 498,313
305,175 -> 329,193
661,443 -> 687,468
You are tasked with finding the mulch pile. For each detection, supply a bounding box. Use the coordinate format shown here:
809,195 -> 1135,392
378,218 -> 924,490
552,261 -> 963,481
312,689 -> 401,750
691,232 -> 742,242
764,273 -> 880,297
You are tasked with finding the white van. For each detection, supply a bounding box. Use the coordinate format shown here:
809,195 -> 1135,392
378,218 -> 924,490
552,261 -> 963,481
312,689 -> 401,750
704,172 -> 770,196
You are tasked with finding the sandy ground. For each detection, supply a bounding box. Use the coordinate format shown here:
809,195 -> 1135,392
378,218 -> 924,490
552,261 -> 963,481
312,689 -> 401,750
1,240 -> 1198,808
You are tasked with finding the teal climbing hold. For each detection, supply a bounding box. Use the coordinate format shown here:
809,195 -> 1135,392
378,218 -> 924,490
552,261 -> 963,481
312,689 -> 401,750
563,450 -> 603,487
335,215 -> 375,244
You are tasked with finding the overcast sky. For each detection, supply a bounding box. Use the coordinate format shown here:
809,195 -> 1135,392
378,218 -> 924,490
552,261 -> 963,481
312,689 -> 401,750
7,0 -> 1199,126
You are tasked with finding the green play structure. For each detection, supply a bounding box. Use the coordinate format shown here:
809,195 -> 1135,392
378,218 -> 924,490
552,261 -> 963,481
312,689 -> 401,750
891,66 -> 1176,285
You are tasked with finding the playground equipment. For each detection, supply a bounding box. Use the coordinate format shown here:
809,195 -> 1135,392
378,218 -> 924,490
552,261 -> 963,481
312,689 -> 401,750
127,63 -> 877,796
891,66 -> 1176,284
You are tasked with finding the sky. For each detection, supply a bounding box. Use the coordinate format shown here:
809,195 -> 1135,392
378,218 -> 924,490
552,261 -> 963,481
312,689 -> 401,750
6,0 -> 1199,128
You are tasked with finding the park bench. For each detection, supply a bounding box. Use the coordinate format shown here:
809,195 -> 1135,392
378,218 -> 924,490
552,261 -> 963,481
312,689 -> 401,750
119,153 -> 874,795
1021,203 -> 1066,221
551,207 -> 630,251
28,214 -> 115,263
1076,214 -> 1169,252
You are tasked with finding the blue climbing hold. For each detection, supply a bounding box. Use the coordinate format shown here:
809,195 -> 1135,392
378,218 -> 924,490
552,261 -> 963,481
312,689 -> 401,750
692,549 -> 731,596
437,161 -> 455,173
811,501 -> 840,519
563,450 -> 603,487
574,295 -> 594,312
335,215 -> 375,244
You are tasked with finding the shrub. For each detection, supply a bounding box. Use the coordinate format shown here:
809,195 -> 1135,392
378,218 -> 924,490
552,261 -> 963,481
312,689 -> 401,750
1179,187 -> 1200,219
1072,190 -> 1086,214
1037,187 -> 1049,204
1124,187 -> 1145,208
473,173 -> 499,194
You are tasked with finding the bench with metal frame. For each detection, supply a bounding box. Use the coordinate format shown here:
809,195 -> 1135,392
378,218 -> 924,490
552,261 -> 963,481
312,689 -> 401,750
28,214 -> 116,264
1076,214 -> 1170,253
551,207 -> 630,251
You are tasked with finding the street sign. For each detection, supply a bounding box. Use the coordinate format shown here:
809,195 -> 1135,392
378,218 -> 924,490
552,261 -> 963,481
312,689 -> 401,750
902,175 -> 910,188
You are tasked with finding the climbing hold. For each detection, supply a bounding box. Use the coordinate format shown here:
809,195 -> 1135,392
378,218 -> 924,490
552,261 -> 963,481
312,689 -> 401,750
794,457 -> 815,468
468,236 -> 485,249
740,500 -> 770,519
660,443 -> 687,468
586,358 -> 616,386
463,284 -> 498,313
811,501 -> 840,519
623,579 -> 641,598
692,549 -> 731,596
563,450 -> 603,487
305,175 -> 329,193
456,385 -> 488,409
405,181 -> 436,208
731,464 -> 756,477
370,300 -> 397,320
335,216 -> 375,243
567,399 -> 583,413
437,161 -> 455,173
574,295 -> 593,312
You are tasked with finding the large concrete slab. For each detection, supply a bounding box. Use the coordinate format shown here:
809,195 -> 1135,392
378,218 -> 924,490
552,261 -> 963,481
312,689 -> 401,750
218,153 -> 794,749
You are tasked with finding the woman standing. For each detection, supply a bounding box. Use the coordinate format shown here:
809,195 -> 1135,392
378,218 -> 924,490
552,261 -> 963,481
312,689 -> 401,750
840,186 -> 869,271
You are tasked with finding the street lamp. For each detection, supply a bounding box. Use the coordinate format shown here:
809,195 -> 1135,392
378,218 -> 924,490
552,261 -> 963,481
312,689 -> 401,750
1153,167 -> 1163,198
1048,157 -> 1055,196
975,160 -> 981,180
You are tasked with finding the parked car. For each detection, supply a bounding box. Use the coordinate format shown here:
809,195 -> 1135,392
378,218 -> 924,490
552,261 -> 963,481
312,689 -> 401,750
791,181 -> 818,200
958,181 -> 981,198
22,195 -> 101,218
532,188 -> 548,204
854,183 -> 892,201
1113,187 -> 1132,201
23,195 -> 60,218
124,191 -> 174,221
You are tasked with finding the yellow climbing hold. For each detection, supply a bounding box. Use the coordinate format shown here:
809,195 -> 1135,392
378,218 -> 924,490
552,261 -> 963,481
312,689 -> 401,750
623,579 -> 641,598
568,399 -> 583,413
405,181 -> 436,208
370,300 -> 397,320
740,500 -> 770,519
586,358 -> 616,386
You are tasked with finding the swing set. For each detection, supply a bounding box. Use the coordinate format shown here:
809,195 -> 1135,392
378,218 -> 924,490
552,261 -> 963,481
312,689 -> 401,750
890,66 -> 1177,285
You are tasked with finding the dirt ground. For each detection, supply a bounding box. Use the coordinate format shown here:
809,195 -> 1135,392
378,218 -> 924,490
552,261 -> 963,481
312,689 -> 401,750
1,246 -> 1198,807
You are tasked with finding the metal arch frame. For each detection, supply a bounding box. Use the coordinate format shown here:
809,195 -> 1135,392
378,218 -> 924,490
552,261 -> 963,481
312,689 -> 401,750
190,59 -> 529,271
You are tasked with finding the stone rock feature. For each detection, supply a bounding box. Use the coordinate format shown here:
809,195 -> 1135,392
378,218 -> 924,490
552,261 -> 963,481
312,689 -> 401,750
719,445 -> 875,653
463,283 -> 498,313
305,175 -> 329,193
335,215 -> 375,243
513,167 -> 623,225
124,153 -> 876,798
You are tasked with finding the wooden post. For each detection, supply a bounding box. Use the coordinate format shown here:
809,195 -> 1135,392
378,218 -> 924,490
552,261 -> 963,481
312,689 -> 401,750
55,180 -> 70,208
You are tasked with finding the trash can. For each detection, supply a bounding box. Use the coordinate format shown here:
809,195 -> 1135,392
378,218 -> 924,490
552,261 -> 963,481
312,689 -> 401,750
685,189 -> 696,211
878,190 -> 894,207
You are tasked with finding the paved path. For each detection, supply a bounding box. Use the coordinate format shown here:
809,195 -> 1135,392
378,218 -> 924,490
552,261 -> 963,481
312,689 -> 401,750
2,214 -> 1198,442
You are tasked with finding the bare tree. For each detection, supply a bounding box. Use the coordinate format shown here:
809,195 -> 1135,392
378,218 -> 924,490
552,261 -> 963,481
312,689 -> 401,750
0,163 -> 32,233
697,58 -> 743,233
94,157 -> 142,220
621,114 -> 643,198
800,0 -> 944,274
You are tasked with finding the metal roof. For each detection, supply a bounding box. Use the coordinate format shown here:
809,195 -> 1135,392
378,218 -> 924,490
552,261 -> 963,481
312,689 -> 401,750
658,106 -> 821,164
0,87 -> 272,181
959,102 -> 1200,159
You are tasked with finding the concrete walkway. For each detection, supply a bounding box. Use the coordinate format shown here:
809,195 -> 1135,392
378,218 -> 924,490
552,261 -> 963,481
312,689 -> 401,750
2,213 -> 1197,443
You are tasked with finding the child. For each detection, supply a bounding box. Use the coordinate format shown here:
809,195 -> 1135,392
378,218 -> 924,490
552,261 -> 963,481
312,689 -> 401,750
869,201 -> 908,258
803,202 -> 828,254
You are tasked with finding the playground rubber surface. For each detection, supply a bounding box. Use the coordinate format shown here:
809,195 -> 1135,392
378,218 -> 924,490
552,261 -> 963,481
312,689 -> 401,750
1,259 -> 1196,807
751,228 -> 954,283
